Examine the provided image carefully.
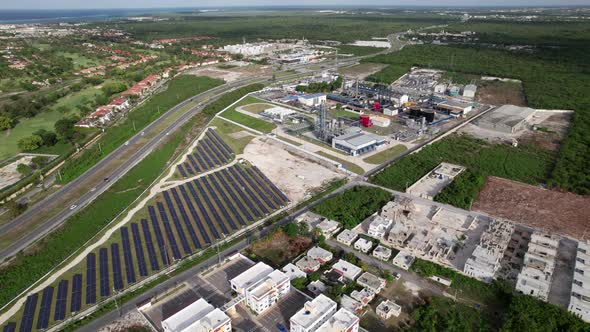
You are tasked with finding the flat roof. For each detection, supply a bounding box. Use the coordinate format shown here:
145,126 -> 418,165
333,130 -> 382,148
332,259 -> 362,279
230,262 -> 274,291
337,229 -> 358,242
162,298 -> 214,332
282,263 -> 307,280
250,270 -> 289,299
316,308 -> 359,331
290,294 -> 337,329
186,308 -> 230,331
308,246 -> 333,260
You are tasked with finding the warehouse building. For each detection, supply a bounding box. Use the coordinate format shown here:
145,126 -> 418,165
569,241 -> 590,323
436,100 -> 473,117
332,129 -> 386,156
462,84 -> 477,98
476,104 -> 535,134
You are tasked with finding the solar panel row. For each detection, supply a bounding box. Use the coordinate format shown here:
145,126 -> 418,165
169,188 -> 203,249
208,174 -> 248,227
208,129 -> 234,156
183,182 -> 221,240
177,184 -> 212,245
140,219 -> 161,271
71,274 -> 82,313
54,280 -> 68,321
86,253 -> 96,305
162,192 -> 192,256
234,165 -> 278,211
251,166 -> 290,202
120,227 -> 137,284
218,169 -> 261,219
155,203 -> 182,260
226,166 -> 271,215
111,243 -> 124,291
19,293 -> 37,332
36,287 -> 53,330
131,223 -> 149,277
201,177 -> 238,231
192,179 -> 230,235
99,248 -> 110,297
244,167 -> 286,207
2,323 -> 15,332
177,129 -> 234,177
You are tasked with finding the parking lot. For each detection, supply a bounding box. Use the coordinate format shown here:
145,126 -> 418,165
203,256 -> 255,295
256,290 -> 310,332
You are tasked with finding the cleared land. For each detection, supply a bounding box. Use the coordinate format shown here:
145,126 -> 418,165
476,80 -> 527,106
473,176 -> 590,240
363,145 -> 408,165
248,229 -> 312,267
338,63 -> 388,80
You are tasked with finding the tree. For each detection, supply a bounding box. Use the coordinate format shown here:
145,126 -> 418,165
309,272 -> 321,282
5,200 -> 27,218
101,81 -> 127,97
382,270 -> 394,283
33,129 -> 57,146
17,135 -> 43,151
327,284 -> 344,301
54,118 -> 76,141
291,277 -> 307,290
16,163 -> 32,176
0,115 -> 13,130
31,156 -> 48,169
283,223 -> 299,238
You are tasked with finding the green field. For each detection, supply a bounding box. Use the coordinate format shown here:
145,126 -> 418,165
209,118 -> 257,154
363,144 -> 408,165
316,151 -> 365,175
56,52 -> 105,70
220,96 -> 277,133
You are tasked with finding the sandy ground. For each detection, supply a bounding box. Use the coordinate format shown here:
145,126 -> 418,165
242,136 -> 345,203
97,309 -> 150,332
0,156 -> 33,190
473,176 -> 590,240
187,64 -> 272,82
338,63 -> 387,80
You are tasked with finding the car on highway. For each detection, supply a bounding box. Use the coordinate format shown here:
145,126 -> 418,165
69,205 -> 77,210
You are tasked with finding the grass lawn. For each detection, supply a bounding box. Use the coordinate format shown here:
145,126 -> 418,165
56,52 -> 105,70
241,103 -> 274,114
50,81 -> 118,113
328,108 -> 360,120
220,106 -> 276,133
209,118 -> 258,154
316,151 -> 365,175
363,145 -> 408,165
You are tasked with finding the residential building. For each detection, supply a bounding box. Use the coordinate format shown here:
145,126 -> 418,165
282,263 -> 306,280
354,238 -> 373,253
372,245 -> 392,261
317,218 -> 341,237
308,246 -> 334,263
307,280 -> 327,296
464,220 -> 514,282
337,229 -> 358,246
290,294 -> 337,332
340,295 -> 363,315
316,308 -> 360,332
332,129 -> 386,156
392,251 -> 415,270
376,300 -> 401,320
386,222 -> 414,248
108,97 -> 130,111
296,256 -> 321,273
368,215 -> 393,239
162,298 -> 231,332
331,260 -> 362,281
357,272 -> 386,294
569,241 -> 590,323
515,232 -> 559,301
350,288 -> 375,306
230,262 -> 273,295
230,262 -> 290,314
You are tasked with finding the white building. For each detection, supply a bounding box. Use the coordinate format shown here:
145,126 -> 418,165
316,308 -> 360,332
282,263 -> 307,280
308,246 -> 334,263
368,215 -> 393,239
372,245 -> 393,261
515,232 -> 559,301
162,298 -> 231,332
307,280 -> 327,296
290,294 -> 337,332
296,256 -> 321,273
350,288 -> 375,307
340,295 -> 363,315
434,83 -> 447,94
371,116 -> 391,127
354,238 -> 373,253
569,241 -> 590,323
298,93 -> 327,107
337,229 -> 358,246
332,129 -> 386,156
462,84 -> 477,98
317,218 -> 341,237
261,106 -> 296,122
230,262 -> 290,314
331,259 -> 362,281
357,272 -> 386,294
392,251 -> 415,270
376,300 -> 402,320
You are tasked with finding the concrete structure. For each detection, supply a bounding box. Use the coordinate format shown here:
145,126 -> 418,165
290,294 -> 338,332
331,129 -> 386,156
298,93 -> 327,107
386,222 -> 414,248
376,300 -> 402,320
337,229 -> 358,246
406,162 -> 466,200
162,298 -> 231,332
392,251 -> 415,270
368,215 -> 393,239
464,220 -> 515,282
476,104 -> 536,134
515,232 -> 559,301
261,106 -> 296,122
296,256 -> 321,273
354,238 -> 373,253
383,108 -> 398,116
462,84 -> 477,98
317,218 -> 341,237
436,99 -> 473,117
282,263 -> 307,280
331,259 -> 362,281
308,246 -> 333,263
357,272 -> 386,294
230,262 -> 290,314
569,241 -> 590,323
350,288 -> 375,306
371,116 -> 391,127
307,280 -> 327,296
434,83 -> 447,94
316,308 -> 360,332
372,245 -> 393,261
340,295 -> 363,315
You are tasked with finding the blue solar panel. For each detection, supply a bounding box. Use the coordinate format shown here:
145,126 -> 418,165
177,164 -> 188,177
208,129 -> 234,155
120,227 -> 137,284
244,167 -> 284,207
2,323 -> 16,332
99,248 -> 110,297
209,174 -> 248,226
227,166 -> 271,215
36,286 -> 54,330
177,185 -> 212,245
191,179 -> 229,235
252,166 -> 289,202
70,274 -> 82,313
19,294 -> 37,332
204,134 -> 230,161
110,243 -> 124,291
156,202 -> 182,260
169,188 -> 202,249
206,131 -> 231,159
86,253 -> 96,304
140,219 -> 160,271
54,280 -> 68,321
148,207 -> 170,266
201,177 -> 238,230
235,165 -> 278,210
131,223 -> 149,277
184,182 -> 221,240
186,154 -> 200,173
200,138 -> 222,165
220,168 -> 262,219
195,145 -> 214,169
162,192 -> 192,256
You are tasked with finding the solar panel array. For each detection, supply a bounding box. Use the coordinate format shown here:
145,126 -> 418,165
2,162 -> 289,332
177,128 -> 234,177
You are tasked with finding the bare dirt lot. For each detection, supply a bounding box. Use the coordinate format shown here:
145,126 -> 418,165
243,137 -> 345,203
249,229 -> 312,267
519,112 -> 572,151
476,80 -> 527,106
473,176 -> 590,240
338,63 -> 388,80
188,63 -> 272,82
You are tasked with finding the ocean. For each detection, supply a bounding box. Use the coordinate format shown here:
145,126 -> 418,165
0,8 -> 185,24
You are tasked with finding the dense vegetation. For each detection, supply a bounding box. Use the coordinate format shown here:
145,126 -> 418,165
311,186 -> 392,229
57,75 -> 223,183
364,44 -> 590,194
408,297 -> 492,332
296,76 -> 343,93
371,135 -> 553,209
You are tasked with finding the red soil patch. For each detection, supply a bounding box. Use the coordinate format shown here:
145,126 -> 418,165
473,176 -> 590,240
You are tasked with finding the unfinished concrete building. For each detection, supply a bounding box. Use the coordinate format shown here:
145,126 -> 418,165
464,220 -> 515,282
476,104 -> 535,134
515,232 -> 560,301
569,241 -> 590,323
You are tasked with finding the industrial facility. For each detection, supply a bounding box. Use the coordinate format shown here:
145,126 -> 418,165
476,104 -> 536,134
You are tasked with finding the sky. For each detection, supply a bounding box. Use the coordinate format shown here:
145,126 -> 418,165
1,0 -> 589,10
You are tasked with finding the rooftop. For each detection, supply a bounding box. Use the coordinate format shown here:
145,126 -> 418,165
332,259 -> 362,279
337,229 -> 358,243
162,298 -> 216,332
250,270 -> 289,299
308,246 -> 333,261
282,263 -> 307,280
230,262 -> 274,291
316,308 -> 359,331
333,129 -> 383,148
357,272 -> 386,292
290,294 -> 337,329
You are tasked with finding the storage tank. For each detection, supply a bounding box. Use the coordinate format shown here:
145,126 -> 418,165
360,115 -> 373,127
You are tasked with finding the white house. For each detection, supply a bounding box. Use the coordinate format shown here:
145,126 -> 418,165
317,218 -> 340,237
376,300 -> 401,320
290,294 -> 337,332
282,263 -> 307,280
307,246 -> 333,263
569,241 -> 590,323
350,288 -> 375,307
337,229 -> 358,246
357,272 -> 386,294
354,238 -> 373,253
368,215 -> 393,239
372,245 -> 393,261
296,256 -> 321,273
316,308 -> 360,332
331,259 -> 362,281
392,251 -> 415,270
230,262 -> 290,314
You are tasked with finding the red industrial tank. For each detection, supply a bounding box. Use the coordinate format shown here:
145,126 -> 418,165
360,115 -> 373,127
373,101 -> 381,111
